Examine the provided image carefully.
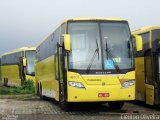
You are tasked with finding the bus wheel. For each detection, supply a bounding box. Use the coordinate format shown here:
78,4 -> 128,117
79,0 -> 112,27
60,101 -> 69,112
39,84 -> 47,100
39,84 -> 44,99
37,83 -> 40,95
3,78 -> 6,86
108,101 -> 124,110
59,92 -> 69,111
3,78 -> 8,86
6,79 -> 8,86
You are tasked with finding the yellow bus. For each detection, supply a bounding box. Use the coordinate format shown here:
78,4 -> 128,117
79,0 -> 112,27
35,18 -> 142,111
133,26 -> 160,105
1,47 -> 36,87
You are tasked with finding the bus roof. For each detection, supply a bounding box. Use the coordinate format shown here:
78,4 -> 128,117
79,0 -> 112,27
132,26 -> 160,35
2,47 -> 36,56
37,17 -> 128,47
62,18 -> 127,23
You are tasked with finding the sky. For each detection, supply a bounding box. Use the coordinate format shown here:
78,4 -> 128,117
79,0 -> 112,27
0,0 -> 160,55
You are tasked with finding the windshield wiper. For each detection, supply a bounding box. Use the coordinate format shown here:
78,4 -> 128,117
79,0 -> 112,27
105,38 -> 120,72
86,39 -> 99,73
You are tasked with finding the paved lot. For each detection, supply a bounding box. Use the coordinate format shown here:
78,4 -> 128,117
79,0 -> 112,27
0,95 -> 160,120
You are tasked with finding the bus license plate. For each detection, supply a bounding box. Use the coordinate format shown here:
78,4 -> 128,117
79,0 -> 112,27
98,93 -> 109,97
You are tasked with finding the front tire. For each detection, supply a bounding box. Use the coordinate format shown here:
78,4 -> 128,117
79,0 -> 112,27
60,100 -> 69,112
59,90 -> 70,111
108,101 -> 124,110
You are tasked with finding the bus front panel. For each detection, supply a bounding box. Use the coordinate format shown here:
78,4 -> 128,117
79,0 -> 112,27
67,71 -> 135,102
66,20 -> 135,102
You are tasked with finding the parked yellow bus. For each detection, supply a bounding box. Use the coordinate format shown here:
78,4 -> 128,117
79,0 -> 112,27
1,47 -> 36,87
133,26 -> 160,105
35,18 -> 142,111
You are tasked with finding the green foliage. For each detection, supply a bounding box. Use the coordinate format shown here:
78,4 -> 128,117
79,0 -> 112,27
22,80 -> 35,93
0,80 -> 35,95
0,87 -> 10,94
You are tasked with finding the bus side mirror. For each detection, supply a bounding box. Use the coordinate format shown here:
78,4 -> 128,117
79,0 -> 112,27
23,57 -> 27,67
63,34 -> 71,53
132,35 -> 143,52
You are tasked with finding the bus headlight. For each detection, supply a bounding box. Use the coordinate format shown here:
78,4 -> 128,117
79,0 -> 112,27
68,81 -> 85,89
121,80 -> 135,88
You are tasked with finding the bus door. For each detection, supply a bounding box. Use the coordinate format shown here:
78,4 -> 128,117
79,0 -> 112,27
144,51 -> 154,105
56,42 -> 67,103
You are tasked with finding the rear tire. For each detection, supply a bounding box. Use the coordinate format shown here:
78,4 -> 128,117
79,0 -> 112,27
37,83 -> 40,95
3,78 -> 8,86
108,101 -> 124,110
6,79 -> 8,86
39,84 -> 47,100
3,79 -> 6,86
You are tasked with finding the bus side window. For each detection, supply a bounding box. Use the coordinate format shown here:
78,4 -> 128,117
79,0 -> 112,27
60,23 -> 66,45
132,37 -> 137,56
152,30 -> 160,51
54,52 -> 60,80
54,26 -> 61,81
141,32 -> 150,55
54,23 -> 66,81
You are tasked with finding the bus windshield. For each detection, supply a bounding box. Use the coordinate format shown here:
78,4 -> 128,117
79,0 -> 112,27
68,21 -> 133,71
152,29 -> 160,79
26,51 -> 36,75
152,29 -> 160,50
152,30 -> 160,41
